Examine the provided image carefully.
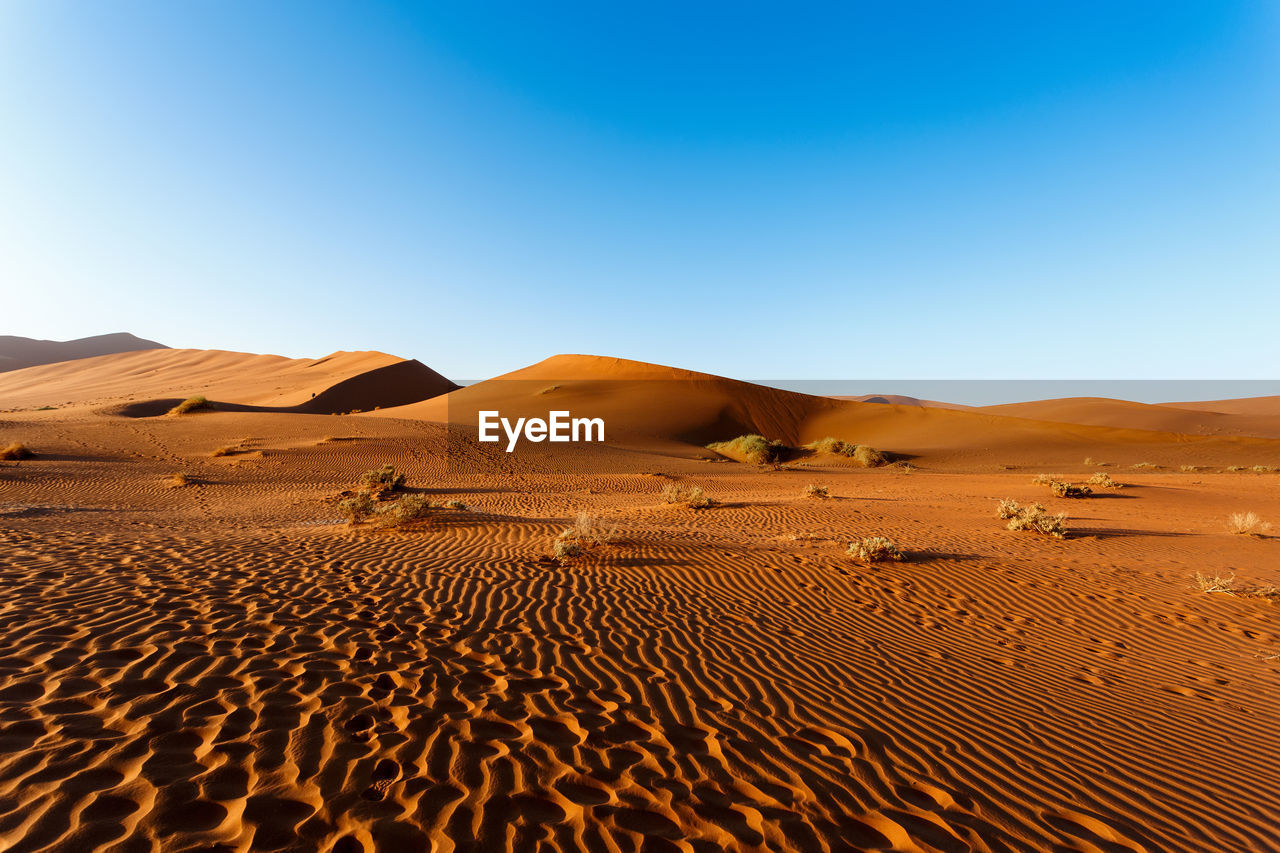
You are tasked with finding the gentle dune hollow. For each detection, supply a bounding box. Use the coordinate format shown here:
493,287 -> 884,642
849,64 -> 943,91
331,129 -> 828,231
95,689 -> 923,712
1,350 -> 1278,852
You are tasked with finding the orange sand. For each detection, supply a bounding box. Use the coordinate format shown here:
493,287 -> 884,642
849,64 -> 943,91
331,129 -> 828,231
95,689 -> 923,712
1,349 -> 1278,852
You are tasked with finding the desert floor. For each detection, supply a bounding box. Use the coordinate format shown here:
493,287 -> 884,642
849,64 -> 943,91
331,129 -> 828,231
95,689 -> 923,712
2,408 -> 1279,853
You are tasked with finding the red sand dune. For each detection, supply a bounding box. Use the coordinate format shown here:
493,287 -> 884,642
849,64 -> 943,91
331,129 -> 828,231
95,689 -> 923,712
374,354 -> 1280,469
978,396 -> 1280,439
0,347 -> 457,415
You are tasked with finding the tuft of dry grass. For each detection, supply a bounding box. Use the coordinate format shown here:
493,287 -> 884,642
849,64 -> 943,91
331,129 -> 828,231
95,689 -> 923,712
1253,465 -> 1278,473
210,445 -> 241,458
168,395 -> 211,415
1131,462 -> 1160,470
661,483 -> 717,509
999,499 -> 1068,539
804,484 -> 829,499
848,536 -> 904,563
167,472 -> 195,488
1193,572 -> 1280,600
1180,465 -> 1202,473
707,434 -> 786,465
1030,473 -> 1064,486
1084,457 -> 1109,467
805,437 -> 889,467
1227,512 -> 1272,536
538,385 -> 561,395
552,513 -> 620,561
1226,465 -> 1246,472
1049,481 -> 1092,499
1086,472 -> 1121,489
0,442 -> 35,461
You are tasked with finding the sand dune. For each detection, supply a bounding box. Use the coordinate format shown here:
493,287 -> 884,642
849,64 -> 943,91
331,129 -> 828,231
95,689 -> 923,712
831,393 -> 974,410
1161,395 -> 1280,417
0,332 -> 167,373
373,355 -> 1280,470
978,396 -> 1280,439
0,348 -> 457,415
1,401 -> 1278,851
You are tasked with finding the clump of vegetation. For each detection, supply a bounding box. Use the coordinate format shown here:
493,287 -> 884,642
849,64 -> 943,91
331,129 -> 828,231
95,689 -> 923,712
168,395 -> 211,415
552,513 -> 620,561
338,492 -> 376,524
1227,512 -> 1273,537
359,465 -> 407,498
0,442 -> 35,461
539,385 -> 560,395
210,444 -> 244,457
1049,481 -> 1092,499
998,499 -> 1068,539
805,437 -> 889,467
441,499 -> 467,510
1132,462 -> 1160,470
1253,465 -> 1278,473
1030,473 -> 1064,486
167,472 -> 195,488
1084,457 -> 1109,467
1193,572 -> 1280,600
1226,465 -> 1246,472
661,483 -> 717,509
1086,472 -> 1122,489
1180,465 -> 1202,473
848,536 -> 904,563
804,484 -> 829,499
707,434 -> 787,465
372,493 -> 434,528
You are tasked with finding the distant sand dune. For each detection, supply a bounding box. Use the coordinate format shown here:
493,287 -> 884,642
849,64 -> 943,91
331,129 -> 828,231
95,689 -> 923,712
0,348 -> 457,414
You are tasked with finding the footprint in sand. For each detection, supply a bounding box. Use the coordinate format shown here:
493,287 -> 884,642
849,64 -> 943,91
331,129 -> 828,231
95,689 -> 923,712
361,758 -> 401,801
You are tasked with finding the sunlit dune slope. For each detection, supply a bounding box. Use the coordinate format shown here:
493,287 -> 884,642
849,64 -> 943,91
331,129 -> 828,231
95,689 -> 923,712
370,354 -> 1280,469
978,396 -> 1280,439
0,347 -> 457,414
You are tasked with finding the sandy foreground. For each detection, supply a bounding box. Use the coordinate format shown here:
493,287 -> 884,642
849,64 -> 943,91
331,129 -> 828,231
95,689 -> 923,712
2,356 -> 1279,852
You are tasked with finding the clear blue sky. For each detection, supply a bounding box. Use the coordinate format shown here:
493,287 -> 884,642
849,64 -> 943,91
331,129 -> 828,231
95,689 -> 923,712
2,1 -> 1277,381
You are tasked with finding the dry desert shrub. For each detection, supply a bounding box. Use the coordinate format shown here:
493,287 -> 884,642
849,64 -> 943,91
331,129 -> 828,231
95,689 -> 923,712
0,442 -> 35,461
804,484 -> 829,499
1030,473 -> 1064,486
539,385 -> 560,395
1194,573 -> 1237,594
1227,512 -> 1272,536
1086,472 -> 1121,488
848,536 -> 904,563
339,493 -> 376,524
1253,465 -> 1278,473
1132,462 -> 1160,470
1084,457 -> 1110,467
999,499 -> 1068,539
661,483 -> 717,509
707,434 -> 786,465
1226,465 -> 1246,472
805,437 -> 888,467
167,472 -> 194,488
553,513 -> 619,560
168,395 -> 211,415
1194,572 -> 1280,600
359,464 -> 406,497
1180,465 -> 1202,473
1049,481 -> 1092,499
